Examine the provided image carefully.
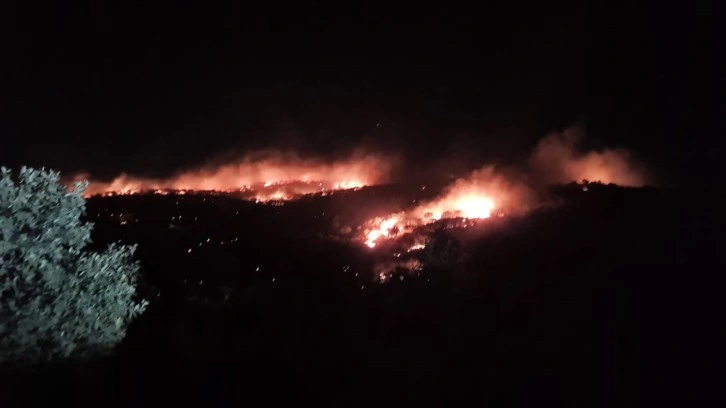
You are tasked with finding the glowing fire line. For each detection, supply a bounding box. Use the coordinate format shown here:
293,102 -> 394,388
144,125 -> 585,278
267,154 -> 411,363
359,166 -> 519,250
362,194 -> 496,249
75,153 -> 391,202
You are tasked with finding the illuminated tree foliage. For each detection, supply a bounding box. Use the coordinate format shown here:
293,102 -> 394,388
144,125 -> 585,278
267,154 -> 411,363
0,167 -> 147,364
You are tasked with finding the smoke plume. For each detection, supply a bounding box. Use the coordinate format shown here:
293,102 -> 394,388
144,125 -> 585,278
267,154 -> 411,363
529,127 -> 647,186
82,150 -> 397,198
412,165 -> 537,219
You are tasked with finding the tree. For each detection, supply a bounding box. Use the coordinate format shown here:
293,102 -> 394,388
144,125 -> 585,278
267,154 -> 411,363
0,167 -> 148,364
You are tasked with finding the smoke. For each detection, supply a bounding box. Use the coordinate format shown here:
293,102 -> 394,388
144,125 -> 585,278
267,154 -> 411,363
412,165 -> 537,218
529,127 -> 647,187
80,125 -> 648,202
358,126 -> 650,249
82,150 -> 397,196
360,165 -> 537,248
415,126 -> 649,214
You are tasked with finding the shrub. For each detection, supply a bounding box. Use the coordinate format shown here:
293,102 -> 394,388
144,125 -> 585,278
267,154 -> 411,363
0,167 -> 147,364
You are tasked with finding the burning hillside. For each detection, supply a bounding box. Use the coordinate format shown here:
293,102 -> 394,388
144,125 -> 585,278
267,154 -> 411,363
78,151 -> 394,201
74,126 -> 649,276
352,127 -> 649,281
72,126 -> 649,283
359,166 -> 534,249
357,127 -> 648,250
75,126 -> 646,204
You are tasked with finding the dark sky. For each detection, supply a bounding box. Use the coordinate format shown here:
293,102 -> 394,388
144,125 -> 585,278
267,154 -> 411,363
0,1 -> 717,186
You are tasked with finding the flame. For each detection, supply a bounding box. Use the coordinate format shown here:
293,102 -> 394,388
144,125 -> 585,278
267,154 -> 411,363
78,152 -> 392,200
358,127 -> 648,251
362,192 -> 497,249
361,166 -> 533,248
364,214 -> 404,248
417,194 -> 495,221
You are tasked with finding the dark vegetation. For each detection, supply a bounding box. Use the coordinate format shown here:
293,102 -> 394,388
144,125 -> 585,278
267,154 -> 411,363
2,183 -> 722,406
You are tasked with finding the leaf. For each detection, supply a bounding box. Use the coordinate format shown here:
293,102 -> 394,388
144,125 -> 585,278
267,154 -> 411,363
0,167 -> 148,364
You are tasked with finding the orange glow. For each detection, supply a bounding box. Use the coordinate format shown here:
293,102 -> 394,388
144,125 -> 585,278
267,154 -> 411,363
364,215 -> 404,248
361,192 -> 497,249
417,194 -> 495,221
529,127 -> 647,186
360,166 -> 534,249
79,152 -> 392,200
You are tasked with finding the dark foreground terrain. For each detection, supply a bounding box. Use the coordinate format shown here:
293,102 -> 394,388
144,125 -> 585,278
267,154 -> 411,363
2,184 -> 723,407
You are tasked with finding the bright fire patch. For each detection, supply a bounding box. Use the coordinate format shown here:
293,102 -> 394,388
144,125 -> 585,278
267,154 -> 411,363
76,152 -> 391,201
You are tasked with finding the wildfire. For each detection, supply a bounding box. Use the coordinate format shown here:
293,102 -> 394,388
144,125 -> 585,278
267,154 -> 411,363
248,180 -> 366,202
364,215 -> 404,248
417,195 -> 495,221
360,166 -> 533,249
529,127 -> 647,186
77,152 -> 391,201
358,129 -> 648,283
362,194 -> 497,248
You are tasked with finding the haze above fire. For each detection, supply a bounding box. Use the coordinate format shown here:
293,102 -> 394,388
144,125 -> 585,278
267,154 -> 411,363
79,126 -> 648,204
80,151 -> 396,201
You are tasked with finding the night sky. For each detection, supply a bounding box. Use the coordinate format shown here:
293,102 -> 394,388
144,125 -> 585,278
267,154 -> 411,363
1,1 -> 717,186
